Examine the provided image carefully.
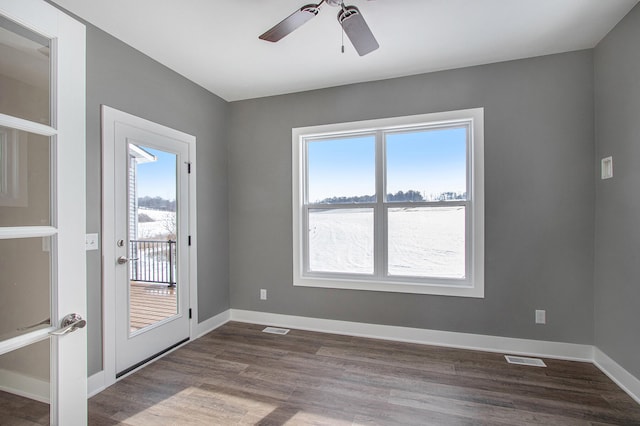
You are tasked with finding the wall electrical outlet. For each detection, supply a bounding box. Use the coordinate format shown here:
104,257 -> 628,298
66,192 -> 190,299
601,156 -> 613,179
260,289 -> 267,300
535,309 -> 546,324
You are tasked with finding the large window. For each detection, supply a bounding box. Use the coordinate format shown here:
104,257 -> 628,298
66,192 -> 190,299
293,109 -> 484,297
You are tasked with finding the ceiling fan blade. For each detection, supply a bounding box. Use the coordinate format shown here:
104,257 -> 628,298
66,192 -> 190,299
338,5 -> 379,56
259,4 -> 321,42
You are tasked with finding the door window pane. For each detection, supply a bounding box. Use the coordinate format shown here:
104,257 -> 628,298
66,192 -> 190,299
0,126 -> 50,226
388,206 -> 465,278
308,208 -> 373,274
0,16 -> 50,125
386,127 -> 467,202
308,135 -> 375,204
128,144 -> 177,333
0,237 -> 51,342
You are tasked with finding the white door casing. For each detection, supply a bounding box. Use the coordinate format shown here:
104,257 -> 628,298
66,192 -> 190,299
102,106 -> 198,384
0,1 -> 86,425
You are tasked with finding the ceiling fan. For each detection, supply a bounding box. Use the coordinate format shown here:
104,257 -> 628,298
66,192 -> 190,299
259,0 -> 379,56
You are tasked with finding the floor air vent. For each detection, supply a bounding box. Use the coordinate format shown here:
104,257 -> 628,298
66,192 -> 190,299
262,327 -> 290,335
504,355 -> 547,367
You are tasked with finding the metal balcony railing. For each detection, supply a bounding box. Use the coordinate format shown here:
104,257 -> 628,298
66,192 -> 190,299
129,240 -> 176,287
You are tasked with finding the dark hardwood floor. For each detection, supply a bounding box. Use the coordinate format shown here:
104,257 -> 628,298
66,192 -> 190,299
3,321 -> 640,425
0,390 -> 49,425
89,322 -> 640,425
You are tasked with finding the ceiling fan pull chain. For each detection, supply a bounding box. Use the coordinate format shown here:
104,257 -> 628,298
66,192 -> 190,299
341,25 -> 345,53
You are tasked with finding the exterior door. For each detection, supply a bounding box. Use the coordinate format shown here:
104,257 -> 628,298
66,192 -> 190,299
102,107 -> 193,378
0,1 -> 86,425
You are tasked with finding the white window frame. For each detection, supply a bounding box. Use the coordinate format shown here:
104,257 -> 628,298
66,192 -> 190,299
292,108 -> 484,297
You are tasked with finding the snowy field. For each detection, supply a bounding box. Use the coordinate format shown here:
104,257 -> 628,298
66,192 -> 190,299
132,208 -> 177,284
137,207 -> 175,239
308,206 -> 465,278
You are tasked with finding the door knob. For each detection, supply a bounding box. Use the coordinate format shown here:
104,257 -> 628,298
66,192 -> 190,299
49,313 -> 86,336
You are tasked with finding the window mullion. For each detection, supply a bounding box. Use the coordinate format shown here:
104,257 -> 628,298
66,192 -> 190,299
375,130 -> 385,280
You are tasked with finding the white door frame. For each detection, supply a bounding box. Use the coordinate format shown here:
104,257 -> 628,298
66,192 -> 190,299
101,106 -> 198,387
0,1 -> 86,424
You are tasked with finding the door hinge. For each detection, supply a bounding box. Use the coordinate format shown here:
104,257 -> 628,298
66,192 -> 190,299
189,308 -> 192,319
188,235 -> 192,246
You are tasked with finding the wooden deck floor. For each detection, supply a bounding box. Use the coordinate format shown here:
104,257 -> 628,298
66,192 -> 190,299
130,282 -> 177,332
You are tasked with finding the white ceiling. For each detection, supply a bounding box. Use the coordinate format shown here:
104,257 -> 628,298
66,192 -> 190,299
51,0 -> 638,102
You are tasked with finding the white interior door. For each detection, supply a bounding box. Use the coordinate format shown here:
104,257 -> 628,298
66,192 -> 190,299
102,107 -> 194,378
0,1 -> 86,425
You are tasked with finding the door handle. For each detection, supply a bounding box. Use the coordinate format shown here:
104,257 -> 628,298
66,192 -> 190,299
117,256 -> 139,264
49,313 -> 86,336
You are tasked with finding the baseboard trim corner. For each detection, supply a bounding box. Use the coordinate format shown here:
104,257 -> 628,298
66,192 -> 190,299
88,370 -> 106,398
593,347 -> 640,405
196,309 -> 231,338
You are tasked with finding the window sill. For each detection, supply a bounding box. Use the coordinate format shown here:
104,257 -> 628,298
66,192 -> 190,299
293,276 -> 484,298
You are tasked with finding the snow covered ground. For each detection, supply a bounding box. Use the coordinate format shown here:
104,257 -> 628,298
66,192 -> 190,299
132,208 -> 177,285
308,206 -> 465,278
138,206 -> 465,279
137,208 -> 175,239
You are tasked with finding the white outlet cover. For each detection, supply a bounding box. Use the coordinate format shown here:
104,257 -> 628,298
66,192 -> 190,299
601,156 -> 613,179
535,309 -> 546,324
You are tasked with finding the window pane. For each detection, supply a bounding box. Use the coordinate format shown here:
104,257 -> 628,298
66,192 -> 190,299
308,208 -> 373,274
0,16 -> 50,125
0,127 -> 50,226
128,144 -> 178,334
386,127 -> 467,202
388,206 -> 465,278
0,237 -> 51,342
307,135 -> 375,204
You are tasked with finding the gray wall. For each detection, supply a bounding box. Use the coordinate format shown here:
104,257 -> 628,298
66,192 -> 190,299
84,25 -> 230,375
228,51 -> 595,344
594,4 -> 640,378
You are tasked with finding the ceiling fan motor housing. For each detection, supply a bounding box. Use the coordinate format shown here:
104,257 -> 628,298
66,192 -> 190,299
337,5 -> 360,24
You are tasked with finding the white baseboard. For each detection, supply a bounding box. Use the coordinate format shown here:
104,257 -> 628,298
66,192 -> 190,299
594,348 -> 640,405
230,309 -> 593,362
196,309 -> 231,338
0,368 -> 49,403
88,370 -> 105,398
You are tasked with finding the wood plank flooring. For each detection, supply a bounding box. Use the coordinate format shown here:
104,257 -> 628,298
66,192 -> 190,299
0,390 -> 49,425
87,322 -> 640,425
129,282 -> 177,332
1,321 -> 639,425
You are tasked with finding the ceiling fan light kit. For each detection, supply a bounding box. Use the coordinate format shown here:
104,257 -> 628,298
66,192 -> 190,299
259,0 -> 379,56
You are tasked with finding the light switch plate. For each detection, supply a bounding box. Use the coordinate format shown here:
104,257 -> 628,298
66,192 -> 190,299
85,233 -> 99,251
